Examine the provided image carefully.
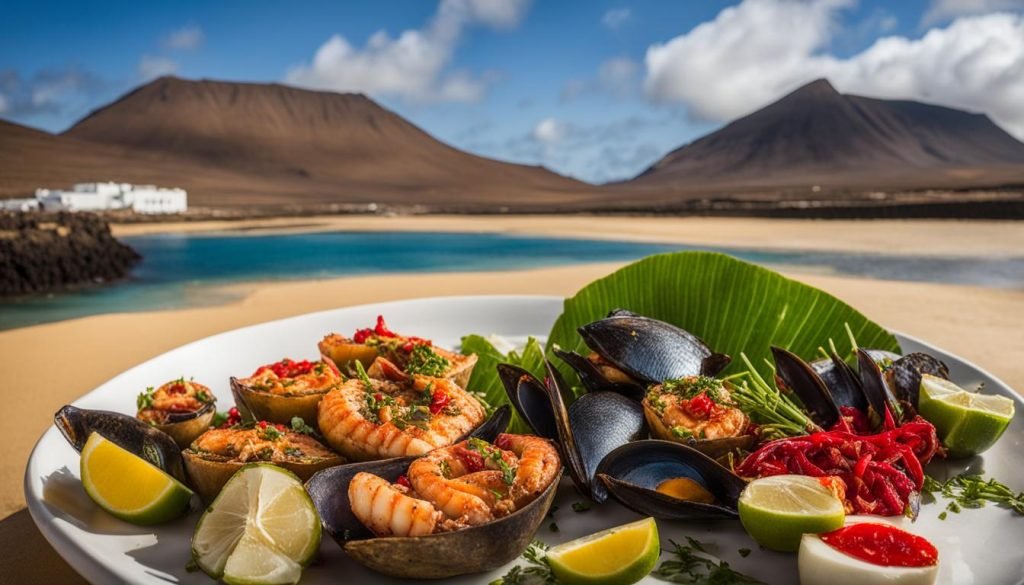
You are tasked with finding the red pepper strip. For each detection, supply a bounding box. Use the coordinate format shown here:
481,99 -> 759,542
854,453 -> 872,478
374,315 -> 398,337
429,389 -> 450,414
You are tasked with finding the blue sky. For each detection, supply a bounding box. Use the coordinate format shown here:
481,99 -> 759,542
2,0 -> 1023,183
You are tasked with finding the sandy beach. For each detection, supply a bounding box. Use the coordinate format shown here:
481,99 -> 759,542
5,216 -> 1024,522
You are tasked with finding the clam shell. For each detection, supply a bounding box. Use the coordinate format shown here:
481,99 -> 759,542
641,402 -> 754,458
230,376 -> 326,426
183,449 -> 344,503
596,440 -> 746,520
306,457 -> 561,579
149,401 -> 216,449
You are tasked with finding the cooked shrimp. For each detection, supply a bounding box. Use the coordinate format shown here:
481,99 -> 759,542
348,472 -> 441,537
317,375 -> 485,461
662,400 -> 747,439
495,433 -> 561,507
407,446 -> 497,527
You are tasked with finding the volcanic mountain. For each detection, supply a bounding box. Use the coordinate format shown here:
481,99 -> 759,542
3,76 -> 589,209
625,79 -> 1024,194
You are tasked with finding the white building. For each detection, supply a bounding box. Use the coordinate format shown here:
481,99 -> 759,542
33,182 -> 187,214
1,198 -> 41,212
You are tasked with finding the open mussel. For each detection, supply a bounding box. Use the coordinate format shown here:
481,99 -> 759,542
552,348 -> 645,401
772,347 -> 841,428
887,353 -> 949,407
497,361 -> 645,501
54,405 -> 187,483
575,312 -> 731,385
595,440 -> 746,520
306,432 -> 560,579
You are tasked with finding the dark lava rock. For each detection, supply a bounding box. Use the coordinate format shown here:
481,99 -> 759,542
0,212 -> 141,297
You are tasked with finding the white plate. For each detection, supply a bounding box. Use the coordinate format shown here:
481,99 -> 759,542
25,295 -> 1024,585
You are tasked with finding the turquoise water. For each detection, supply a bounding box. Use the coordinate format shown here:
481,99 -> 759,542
2,231 -> 1022,330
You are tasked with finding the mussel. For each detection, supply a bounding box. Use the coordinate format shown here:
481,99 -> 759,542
54,405 -> 187,483
575,312 -> 731,384
306,432 -> 559,579
773,347 -> 842,428
230,356 -> 342,425
551,348 -> 646,401
497,361 -> 645,501
640,376 -> 756,458
136,378 -> 217,448
182,425 -> 345,502
596,440 -> 746,520
887,352 -> 949,407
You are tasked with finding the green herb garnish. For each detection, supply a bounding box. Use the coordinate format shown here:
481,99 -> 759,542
738,548 -> 751,558
405,344 -> 451,377
661,376 -> 724,402
571,501 -> 591,513
136,387 -> 155,411
489,540 -> 554,585
258,425 -> 284,441
727,353 -> 820,439
924,474 -> 1024,515
290,417 -> 316,434
355,360 -> 374,392
468,437 -> 517,485
654,538 -> 764,584
439,459 -> 453,479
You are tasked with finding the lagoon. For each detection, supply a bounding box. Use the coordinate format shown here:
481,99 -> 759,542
2,230 -> 1022,330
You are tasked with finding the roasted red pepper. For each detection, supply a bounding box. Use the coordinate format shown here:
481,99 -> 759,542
429,389 -> 450,414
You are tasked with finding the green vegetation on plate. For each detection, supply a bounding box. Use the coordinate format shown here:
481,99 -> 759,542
654,537 -> 764,584
923,473 -> 1024,516
461,334 -> 548,433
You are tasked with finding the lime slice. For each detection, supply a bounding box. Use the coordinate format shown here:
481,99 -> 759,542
192,464 -> 321,585
918,374 -> 1015,458
738,475 -> 845,552
80,432 -> 192,525
546,517 -> 660,585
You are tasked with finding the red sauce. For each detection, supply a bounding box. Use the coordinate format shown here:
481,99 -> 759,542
820,523 -> 938,568
686,392 -> 716,419
253,358 -> 316,378
429,389 -> 450,414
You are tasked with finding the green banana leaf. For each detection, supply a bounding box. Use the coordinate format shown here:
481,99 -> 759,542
546,251 -> 900,381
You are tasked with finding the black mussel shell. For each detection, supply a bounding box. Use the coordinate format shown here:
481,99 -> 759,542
811,353 -> 868,413
466,405 -> 512,442
772,347 -> 840,428
857,349 -> 904,425
596,440 -> 746,520
54,405 -> 187,483
306,457 -> 561,579
497,364 -> 560,440
606,308 -> 641,318
578,315 -> 731,383
888,353 -> 949,407
498,361 -> 645,501
553,348 -> 646,401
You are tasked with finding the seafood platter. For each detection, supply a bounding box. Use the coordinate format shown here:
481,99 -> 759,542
24,254 -> 1024,584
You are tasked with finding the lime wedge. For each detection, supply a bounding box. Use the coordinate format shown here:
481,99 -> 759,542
738,475 -> 845,552
546,517 -> 660,585
80,432 -> 192,525
192,464 -> 321,585
918,374 -> 1014,458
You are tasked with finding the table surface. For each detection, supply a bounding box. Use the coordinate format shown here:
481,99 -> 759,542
0,509 -> 88,584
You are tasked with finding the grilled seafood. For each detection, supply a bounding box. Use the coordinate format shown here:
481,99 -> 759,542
183,422 -> 344,501
319,315 -> 478,386
348,434 -> 560,536
317,373 -> 485,461
642,375 -> 754,456
231,357 -> 343,425
136,377 -> 216,447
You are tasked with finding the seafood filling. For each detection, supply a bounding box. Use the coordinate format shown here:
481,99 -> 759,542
348,433 -> 560,537
644,376 -> 749,441
137,378 -> 214,425
241,358 -> 342,396
189,423 -> 337,464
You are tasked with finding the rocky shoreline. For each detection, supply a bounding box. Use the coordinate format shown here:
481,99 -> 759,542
0,212 -> 140,297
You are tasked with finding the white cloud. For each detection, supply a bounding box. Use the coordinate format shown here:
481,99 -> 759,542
643,0 -> 1024,138
286,0 -> 530,103
922,0 -> 1023,26
531,118 -> 571,143
138,55 -> 179,80
162,25 -> 205,51
602,8 -> 632,29
561,56 -> 639,101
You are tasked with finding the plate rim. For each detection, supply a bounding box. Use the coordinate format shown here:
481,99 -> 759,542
23,293 -> 1023,584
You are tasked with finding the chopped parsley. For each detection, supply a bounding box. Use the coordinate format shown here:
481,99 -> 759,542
355,360 -> 375,392
654,538 -> 764,584
392,405 -> 431,431
284,447 -> 303,458
136,386 -> 156,410
257,425 -> 284,441
195,389 -> 212,403
661,376 -> 724,402
405,344 -> 451,377
571,501 -> 591,513
548,521 -> 559,532
738,548 -> 751,558
468,437 -> 517,485
923,474 -> 1024,516
290,417 -> 316,435
439,459 -> 453,479
489,540 -> 554,585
